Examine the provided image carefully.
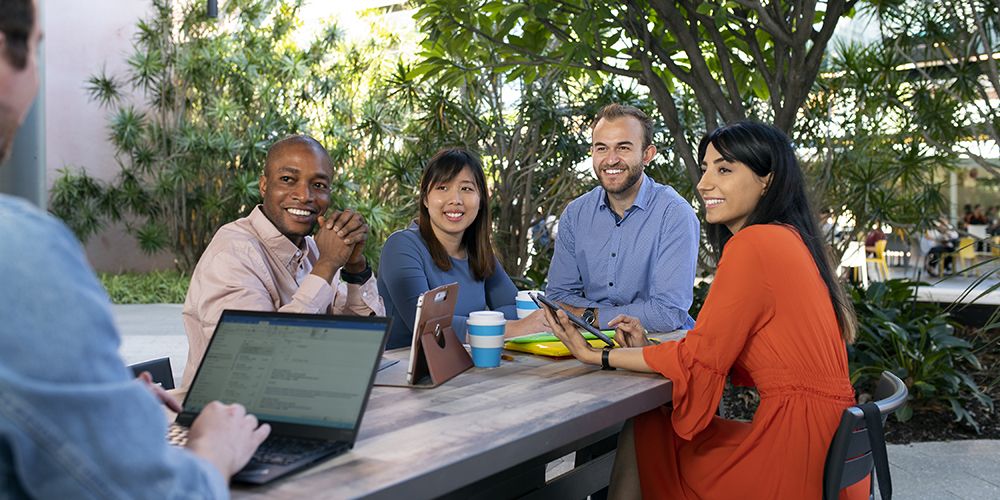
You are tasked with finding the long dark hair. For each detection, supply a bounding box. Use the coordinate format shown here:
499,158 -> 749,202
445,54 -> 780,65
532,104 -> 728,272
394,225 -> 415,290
698,122 -> 856,343
417,148 -> 496,281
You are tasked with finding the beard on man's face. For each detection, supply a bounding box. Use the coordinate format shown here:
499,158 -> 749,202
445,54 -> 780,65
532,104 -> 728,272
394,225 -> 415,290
597,159 -> 644,195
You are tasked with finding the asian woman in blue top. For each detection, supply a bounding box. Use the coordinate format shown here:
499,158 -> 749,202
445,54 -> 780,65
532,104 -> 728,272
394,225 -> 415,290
377,148 -> 548,349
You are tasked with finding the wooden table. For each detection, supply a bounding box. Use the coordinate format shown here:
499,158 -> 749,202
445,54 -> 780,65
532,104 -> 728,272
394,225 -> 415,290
232,333 -> 681,499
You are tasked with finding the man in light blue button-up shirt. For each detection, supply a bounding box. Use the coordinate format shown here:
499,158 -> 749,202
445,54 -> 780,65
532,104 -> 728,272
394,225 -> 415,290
546,104 -> 698,333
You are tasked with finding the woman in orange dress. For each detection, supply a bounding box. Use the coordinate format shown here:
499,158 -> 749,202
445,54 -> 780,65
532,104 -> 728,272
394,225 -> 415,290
545,122 -> 867,499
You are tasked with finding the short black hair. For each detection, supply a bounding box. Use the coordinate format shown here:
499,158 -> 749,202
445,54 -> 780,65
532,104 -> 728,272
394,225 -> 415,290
0,0 -> 34,70
263,134 -> 333,176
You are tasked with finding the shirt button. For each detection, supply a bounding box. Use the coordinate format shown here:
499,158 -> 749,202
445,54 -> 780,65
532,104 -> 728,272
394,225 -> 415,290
611,252 -> 616,257
609,282 -> 614,287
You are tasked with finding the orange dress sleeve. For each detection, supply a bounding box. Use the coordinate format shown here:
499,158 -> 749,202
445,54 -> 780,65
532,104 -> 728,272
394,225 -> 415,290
642,230 -> 774,440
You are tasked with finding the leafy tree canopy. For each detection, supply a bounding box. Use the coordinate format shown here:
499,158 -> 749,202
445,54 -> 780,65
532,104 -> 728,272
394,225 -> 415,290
416,0 -> 858,182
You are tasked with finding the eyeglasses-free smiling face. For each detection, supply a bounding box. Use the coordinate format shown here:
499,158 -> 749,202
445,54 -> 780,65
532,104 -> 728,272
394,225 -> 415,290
258,142 -> 333,247
591,116 -> 656,197
423,165 -> 481,246
697,143 -> 771,234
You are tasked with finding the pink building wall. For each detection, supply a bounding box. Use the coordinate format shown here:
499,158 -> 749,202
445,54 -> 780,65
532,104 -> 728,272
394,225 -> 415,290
44,0 -> 174,272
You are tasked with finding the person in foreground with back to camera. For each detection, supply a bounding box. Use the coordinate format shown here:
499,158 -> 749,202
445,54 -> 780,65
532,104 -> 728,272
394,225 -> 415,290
544,122 -> 869,499
377,148 -> 548,349
0,0 -> 269,497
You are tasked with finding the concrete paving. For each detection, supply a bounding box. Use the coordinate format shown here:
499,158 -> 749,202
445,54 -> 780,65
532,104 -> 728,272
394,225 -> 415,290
871,261 -> 1000,305
115,304 -> 187,387
111,304 -> 1000,498
885,440 -> 1000,499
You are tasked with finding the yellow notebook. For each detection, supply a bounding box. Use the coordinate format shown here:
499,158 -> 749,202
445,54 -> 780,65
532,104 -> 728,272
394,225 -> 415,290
504,338 -> 619,357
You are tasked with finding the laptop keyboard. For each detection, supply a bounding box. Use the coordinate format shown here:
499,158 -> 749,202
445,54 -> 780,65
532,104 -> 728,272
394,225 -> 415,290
251,436 -> 347,465
167,424 -> 346,466
167,423 -> 188,446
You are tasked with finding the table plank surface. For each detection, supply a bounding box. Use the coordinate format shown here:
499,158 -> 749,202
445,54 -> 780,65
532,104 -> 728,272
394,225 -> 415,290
233,332 -> 682,499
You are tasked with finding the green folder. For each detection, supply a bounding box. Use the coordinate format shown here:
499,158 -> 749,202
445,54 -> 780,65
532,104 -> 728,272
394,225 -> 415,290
506,330 -> 616,344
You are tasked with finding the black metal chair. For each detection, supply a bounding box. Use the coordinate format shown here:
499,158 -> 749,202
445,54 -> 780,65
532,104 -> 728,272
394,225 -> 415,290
128,356 -> 175,390
823,370 -> 908,500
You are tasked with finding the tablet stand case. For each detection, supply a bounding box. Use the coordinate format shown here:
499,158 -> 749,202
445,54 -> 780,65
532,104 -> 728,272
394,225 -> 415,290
375,283 -> 472,388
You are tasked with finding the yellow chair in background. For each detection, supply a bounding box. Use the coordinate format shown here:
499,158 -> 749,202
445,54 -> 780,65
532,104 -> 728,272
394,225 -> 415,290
866,239 -> 890,280
955,236 -> 978,276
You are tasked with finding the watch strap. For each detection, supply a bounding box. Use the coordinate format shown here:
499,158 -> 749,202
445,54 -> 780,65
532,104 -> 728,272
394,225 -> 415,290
601,347 -> 616,370
340,263 -> 373,284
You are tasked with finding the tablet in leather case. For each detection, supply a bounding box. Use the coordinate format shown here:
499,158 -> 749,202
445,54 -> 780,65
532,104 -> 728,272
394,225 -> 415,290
375,282 -> 472,388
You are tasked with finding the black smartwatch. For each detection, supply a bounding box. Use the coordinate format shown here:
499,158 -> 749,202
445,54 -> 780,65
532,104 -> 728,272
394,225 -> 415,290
582,307 -> 597,327
340,262 -> 373,284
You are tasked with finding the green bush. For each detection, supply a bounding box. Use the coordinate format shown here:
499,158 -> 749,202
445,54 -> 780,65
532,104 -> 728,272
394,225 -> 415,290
849,279 -> 994,431
99,271 -> 190,304
689,279 -> 712,320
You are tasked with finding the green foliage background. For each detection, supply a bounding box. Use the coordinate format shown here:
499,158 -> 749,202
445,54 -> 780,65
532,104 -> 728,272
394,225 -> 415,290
52,0 -> 990,277
849,280 -> 993,432
50,0 -> 627,284
100,270 -> 190,304
50,0 -> 426,272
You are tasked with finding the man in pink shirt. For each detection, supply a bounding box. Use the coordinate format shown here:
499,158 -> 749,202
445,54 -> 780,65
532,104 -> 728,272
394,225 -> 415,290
181,135 -> 385,388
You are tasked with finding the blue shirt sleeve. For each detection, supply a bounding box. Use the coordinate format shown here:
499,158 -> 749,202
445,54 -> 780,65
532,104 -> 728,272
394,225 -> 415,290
378,231 -> 435,341
485,258 -> 518,320
0,197 -> 227,499
545,203 -> 588,307
598,202 -> 699,331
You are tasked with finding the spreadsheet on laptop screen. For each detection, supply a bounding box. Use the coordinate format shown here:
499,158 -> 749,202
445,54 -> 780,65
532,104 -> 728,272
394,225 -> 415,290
184,315 -> 384,429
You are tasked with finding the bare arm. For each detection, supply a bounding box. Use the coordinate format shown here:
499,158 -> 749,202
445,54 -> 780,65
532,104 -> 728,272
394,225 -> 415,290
504,308 -> 550,337
541,306 -> 656,373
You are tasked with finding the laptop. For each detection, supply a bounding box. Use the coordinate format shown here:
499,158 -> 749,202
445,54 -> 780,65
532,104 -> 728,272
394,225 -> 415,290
168,310 -> 390,484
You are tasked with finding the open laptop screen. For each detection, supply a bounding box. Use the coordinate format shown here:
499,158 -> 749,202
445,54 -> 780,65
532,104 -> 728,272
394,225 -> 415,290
182,311 -> 388,433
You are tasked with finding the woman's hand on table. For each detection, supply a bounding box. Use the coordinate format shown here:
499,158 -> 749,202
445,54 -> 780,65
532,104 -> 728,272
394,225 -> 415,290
608,315 -> 650,348
506,308 -> 549,337
540,305 -> 601,365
